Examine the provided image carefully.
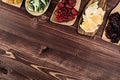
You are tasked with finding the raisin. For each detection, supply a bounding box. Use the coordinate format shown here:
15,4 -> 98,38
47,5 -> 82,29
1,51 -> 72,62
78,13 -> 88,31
111,37 -> 119,43
105,12 -> 120,43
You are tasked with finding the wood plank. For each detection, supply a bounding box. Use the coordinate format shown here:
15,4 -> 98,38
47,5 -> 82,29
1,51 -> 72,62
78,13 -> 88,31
0,0 -> 120,80
0,26 -> 120,80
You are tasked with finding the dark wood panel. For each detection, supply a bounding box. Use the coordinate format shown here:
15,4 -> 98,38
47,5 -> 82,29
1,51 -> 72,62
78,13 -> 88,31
0,25 -> 120,80
0,42 -> 120,80
0,0 -> 120,80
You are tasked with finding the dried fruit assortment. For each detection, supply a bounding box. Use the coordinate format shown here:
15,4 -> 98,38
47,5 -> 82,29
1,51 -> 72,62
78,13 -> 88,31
55,0 -> 78,22
105,12 -> 120,43
2,0 -> 120,45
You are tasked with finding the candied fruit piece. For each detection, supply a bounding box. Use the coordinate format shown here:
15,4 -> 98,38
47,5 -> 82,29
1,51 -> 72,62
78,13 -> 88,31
56,16 -> 64,22
61,7 -> 68,14
57,2 -> 64,9
69,0 -> 76,7
65,4 -> 72,8
61,0 -> 68,4
71,8 -> 78,15
68,15 -> 75,21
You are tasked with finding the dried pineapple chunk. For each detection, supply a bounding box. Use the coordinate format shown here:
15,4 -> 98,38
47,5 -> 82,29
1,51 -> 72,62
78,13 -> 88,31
80,1 -> 105,32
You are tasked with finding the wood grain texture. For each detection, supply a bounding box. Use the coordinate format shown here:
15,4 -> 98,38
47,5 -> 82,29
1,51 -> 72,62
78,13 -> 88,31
0,0 -> 120,80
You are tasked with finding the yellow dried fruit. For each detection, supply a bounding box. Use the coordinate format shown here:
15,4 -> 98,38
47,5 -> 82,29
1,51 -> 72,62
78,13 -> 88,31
7,0 -> 21,4
80,1 -> 105,33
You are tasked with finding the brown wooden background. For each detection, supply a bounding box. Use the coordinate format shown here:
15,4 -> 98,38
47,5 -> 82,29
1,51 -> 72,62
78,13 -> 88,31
0,0 -> 120,80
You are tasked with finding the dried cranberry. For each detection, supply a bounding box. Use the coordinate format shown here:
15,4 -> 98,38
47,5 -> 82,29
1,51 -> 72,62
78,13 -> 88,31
68,15 -> 75,21
57,2 -> 64,9
69,0 -> 76,7
71,8 -> 78,15
63,17 -> 69,22
55,9 -> 62,16
56,16 -> 64,22
55,0 -> 78,22
61,0 -> 67,3
65,4 -> 72,8
61,7 -> 68,14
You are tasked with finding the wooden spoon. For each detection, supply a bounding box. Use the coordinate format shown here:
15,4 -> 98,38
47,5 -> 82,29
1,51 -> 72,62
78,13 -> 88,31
50,0 -> 81,26
78,0 -> 106,36
2,0 -> 23,8
102,2 -> 120,45
25,0 -> 51,16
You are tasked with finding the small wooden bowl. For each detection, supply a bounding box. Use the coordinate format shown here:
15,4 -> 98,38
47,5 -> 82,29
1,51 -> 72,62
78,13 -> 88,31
102,2 -> 120,45
25,0 -> 51,16
2,0 -> 23,8
50,0 -> 81,26
78,0 -> 106,36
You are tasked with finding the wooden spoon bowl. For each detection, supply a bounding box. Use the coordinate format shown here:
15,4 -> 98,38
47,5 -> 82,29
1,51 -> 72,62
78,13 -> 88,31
102,2 -> 120,45
25,0 -> 51,16
78,0 -> 106,36
50,0 -> 81,26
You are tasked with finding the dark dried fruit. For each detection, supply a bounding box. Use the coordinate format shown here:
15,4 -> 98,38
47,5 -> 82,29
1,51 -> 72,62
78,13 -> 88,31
105,12 -> 120,43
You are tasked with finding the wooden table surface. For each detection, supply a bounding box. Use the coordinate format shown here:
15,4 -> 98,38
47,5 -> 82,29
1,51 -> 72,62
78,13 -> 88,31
0,0 -> 120,80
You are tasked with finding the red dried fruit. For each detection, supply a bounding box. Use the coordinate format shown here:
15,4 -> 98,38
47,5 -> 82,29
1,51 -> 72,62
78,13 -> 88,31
55,0 -> 78,22
57,2 -> 64,9
61,0 -> 67,3
71,8 -> 78,15
68,15 -> 75,21
65,4 -> 72,8
55,9 -> 62,16
56,16 -> 64,22
55,9 -> 59,15
63,17 -> 69,22
69,0 -> 76,7
61,7 -> 68,14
